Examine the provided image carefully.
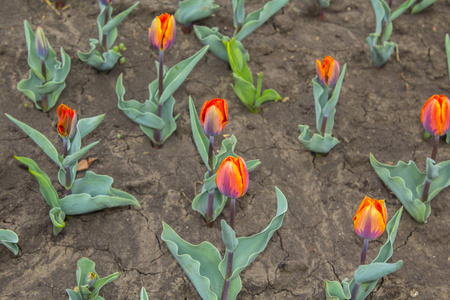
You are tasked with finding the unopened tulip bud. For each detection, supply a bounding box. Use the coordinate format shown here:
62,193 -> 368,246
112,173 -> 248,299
316,56 -> 340,88
216,156 -> 249,199
99,0 -> 115,6
421,94 -> 450,137
200,98 -> 228,136
149,13 -> 176,52
57,104 -> 77,139
35,26 -> 49,59
353,196 -> 387,240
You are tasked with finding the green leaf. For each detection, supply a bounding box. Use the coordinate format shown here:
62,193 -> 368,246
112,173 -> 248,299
189,97 -> 211,169
221,220 -> 238,252
193,25 -> 249,63
312,77 -> 330,133
232,0 -> 246,30
77,114 -> 105,139
159,46 -> 209,105
225,39 -> 253,83
411,0 -> 437,13
446,34 -> 450,82
256,88 -> 281,106
14,156 -> 60,209
175,0 -> 220,25
354,261 -> 403,284
391,0 -> 415,20
318,0 -> 331,8
62,141 -> 99,167
219,187 -> 288,280
78,39 -> 122,71
230,73 -> 257,111
140,287 -> 149,300
6,114 -> 62,167
59,171 -> 140,215
366,34 -> 396,67
161,222 -> 242,299
298,125 -> 339,154
103,2 -> 139,37
192,174 -> 228,222
235,0 -> 289,41
370,0 -> 391,35
349,207 -> 403,300
49,207 -> 66,236
322,64 -> 347,118
0,229 -> 19,255
324,279 -> 351,300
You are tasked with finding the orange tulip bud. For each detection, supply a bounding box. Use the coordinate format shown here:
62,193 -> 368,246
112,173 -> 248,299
353,196 -> 387,240
421,94 -> 450,136
57,104 -> 77,138
215,156 -> 249,199
148,13 -> 176,51
316,56 -> 340,88
199,98 -> 228,136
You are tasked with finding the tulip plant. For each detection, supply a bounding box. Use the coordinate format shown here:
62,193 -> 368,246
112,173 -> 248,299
78,0 -> 139,71
371,95 -> 450,223
162,184 -> 288,300
117,13 -> 208,147
175,0 -> 220,33
0,229 -> 19,255
325,197 -> 404,300
6,104 -> 139,236
66,257 -> 119,300
17,21 -> 71,112
194,0 -> 289,63
317,0 -> 330,21
298,56 -> 347,154
366,0 -> 415,67
225,38 -> 281,113
189,97 -> 260,225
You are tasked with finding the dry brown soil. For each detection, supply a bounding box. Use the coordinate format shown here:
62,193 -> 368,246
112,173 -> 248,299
1,0 -> 449,299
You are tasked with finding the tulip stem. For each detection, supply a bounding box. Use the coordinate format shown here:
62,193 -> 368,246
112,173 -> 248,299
431,135 -> 439,162
206,135 -> 215,226
421,178 -> 431,203
63,139 -> 72,195
102,6 -> 109,51
320,90 -> 332,136
221,249 -> 234,300
154,50 -> 165,145
230,198 -> 236,230
351,239 -> 369,300
41,59 -> 47,82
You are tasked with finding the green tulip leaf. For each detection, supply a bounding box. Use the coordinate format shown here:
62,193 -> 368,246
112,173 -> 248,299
49,207 -> 66,236
140,287 -> 149,300
189,96 -> 212,170
256,88 -> 281,107
391,0 -> 415,20
411,0 -> 437,13
235,0 -> 289,41
161,222 -> 242,299
322,64 -> 347,120
230,73 -> 258,112
354,261 -> 403,284
298,125 -> 339,154
192,188 -> 228,221
59,171 -> 139,215
6,114 -> 62,167
370,154 -> 450,223
193,25 -> 249,63
221,220 -> 238,252
219,187 -> 288,280
77,114 -> 105,139
102,2 -> 139,40
312,78 -> 330,133
349,207 -> 403,300
324,279 -> 351,300
78,39 -> 122,71
62,141 -> 99,167
175,0 -> 220,25
366,34 -> 396,67
318,0 -> 331,8
0,229 -> 19,255
226,39 -> 253,83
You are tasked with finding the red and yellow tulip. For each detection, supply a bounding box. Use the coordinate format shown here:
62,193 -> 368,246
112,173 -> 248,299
421,94 -> 450,136
216,156 -> 249,199
316,56 -> 340,88
57,104 -> 77,138
200,98 -> 228,136
353,196 -> 387,240
149,13 -> 176,52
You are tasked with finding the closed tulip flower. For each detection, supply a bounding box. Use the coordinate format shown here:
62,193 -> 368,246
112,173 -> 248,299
216,156 -> 249,199
316,56 -> 340,88
353,196 -> 387,240
200,98 -> 228,136
35,26 -> 49,60
421,94 -> 450,137
57,104 -> 77,139
149,13 -> 176,52
99,0 -> 115,6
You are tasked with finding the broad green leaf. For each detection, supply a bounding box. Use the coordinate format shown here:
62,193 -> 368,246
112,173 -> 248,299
324,279 -> 351,300
256,88 -> 281,106
354,261 -> 403,284
231,73 -> 257,111
411,0 -> 437,14
349,207 -> 403,300
6,114 -> 62,167
225,39 -> 253,83
62,141 -> 99,167
161,222 -> 242,299
140,287 -> 149,300
312,77 -> 330,132
322,64 -> 347,118
102,2 -> 139,37
175,0 -> 220,25
192,188 -> 228,221
298,125 -> 339,154
370,0 -> 391,35
159,45 -> 209,105
232,0 -> 246,30
59,171 -> 139,215
14,156 -> 59,209
219,187 -> 288,280
193,25 -> 249,63
189,96 -> 211,169
235,0 -> 289,41
77,114 -> 105,139
0,229 -> 19,255
366,34 -> 396,67
221,220 -> 238,252
49,207 -> 66,236
391,0 -> 415,20
78,39 -> 122,71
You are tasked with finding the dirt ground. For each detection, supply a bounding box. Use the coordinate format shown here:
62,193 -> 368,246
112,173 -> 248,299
1,0 -> 449,299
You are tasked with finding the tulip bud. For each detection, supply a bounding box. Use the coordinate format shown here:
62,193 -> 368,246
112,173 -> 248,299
57,104 -> 77,139
316,56 -> 340,88
421,94 -> 450,136
353,196 -> 387,240
216,156 -> 249,199
85,272 -> 97,288
35,26 -> 49,59
149,13 -> 176,52
99,0 -> 115,6
199,98 -> 228,136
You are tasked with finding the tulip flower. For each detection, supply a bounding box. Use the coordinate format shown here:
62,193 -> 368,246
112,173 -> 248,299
216,156 -> 249,201
200,98 -> 228,137
57,104 -> 77,140
99,0 -> 115,6
353,196 -> 387,241
149,13 -> 176,52
316,56 -> 340,88
35,26 -> 48,60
